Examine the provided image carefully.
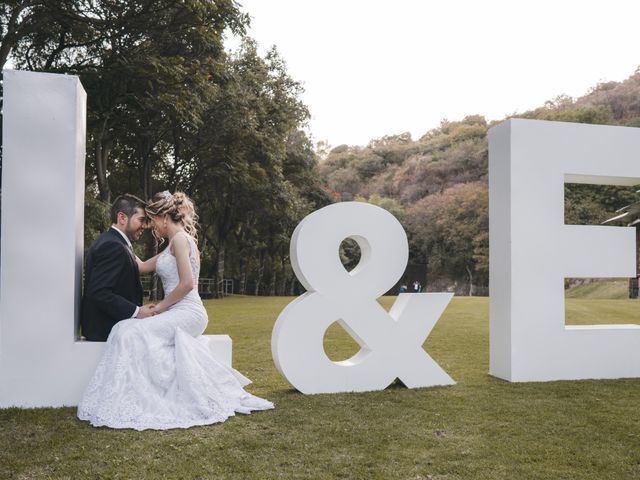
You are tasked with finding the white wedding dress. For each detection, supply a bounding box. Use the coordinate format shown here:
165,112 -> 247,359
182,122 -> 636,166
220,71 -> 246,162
78,232 -> 273,430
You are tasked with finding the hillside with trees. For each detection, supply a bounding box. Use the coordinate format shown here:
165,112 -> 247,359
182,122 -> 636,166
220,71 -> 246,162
319,68 -> 640,294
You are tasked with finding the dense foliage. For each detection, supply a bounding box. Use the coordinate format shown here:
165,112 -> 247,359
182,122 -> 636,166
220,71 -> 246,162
0,1 -> 330,296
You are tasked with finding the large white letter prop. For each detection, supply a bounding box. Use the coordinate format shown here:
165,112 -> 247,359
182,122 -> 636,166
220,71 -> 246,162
0,70 -> 104,407
489,119 -> 640,382
272,202 -> 454,394
0,70 -> 231,408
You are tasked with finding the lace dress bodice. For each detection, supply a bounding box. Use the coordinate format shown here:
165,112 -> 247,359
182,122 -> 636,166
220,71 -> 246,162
156,233 -> 201,308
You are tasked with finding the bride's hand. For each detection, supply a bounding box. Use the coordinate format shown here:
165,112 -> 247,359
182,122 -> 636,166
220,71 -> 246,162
136,304 -> 156,318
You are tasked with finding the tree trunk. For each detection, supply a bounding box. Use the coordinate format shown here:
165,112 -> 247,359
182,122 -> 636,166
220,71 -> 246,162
278,255 -> 288,296
239,257 -> 247,295
466,265 -> 475,297
213,204 -> 233,296
0,36 -> 15,71
254,252 -> 265,296
150,243 -> 162,300
268,268 -> 276,296
289,278 -> 297,296
216,243 -> 226,298
152,273 -> 164,301
142,153 -> 152,201
422,259 -> 429,293
170,125 -> 182,191
95,134 -> 112,203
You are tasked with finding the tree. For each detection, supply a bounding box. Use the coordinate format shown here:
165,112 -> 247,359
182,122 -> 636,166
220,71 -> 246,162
0,1 -> 80,70
355,194 -> 405,222
190,40 -> 312,294
11,0 -> 248,203
406,182 -> 488,295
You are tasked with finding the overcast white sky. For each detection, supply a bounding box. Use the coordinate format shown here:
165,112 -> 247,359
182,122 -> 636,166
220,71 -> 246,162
232,0 -> 640,148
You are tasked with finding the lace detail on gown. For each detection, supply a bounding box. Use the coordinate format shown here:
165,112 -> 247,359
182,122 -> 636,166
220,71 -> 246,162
78,232 -> 273,430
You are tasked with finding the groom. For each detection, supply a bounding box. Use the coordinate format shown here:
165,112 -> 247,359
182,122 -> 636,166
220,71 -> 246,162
81,194 -> 155,341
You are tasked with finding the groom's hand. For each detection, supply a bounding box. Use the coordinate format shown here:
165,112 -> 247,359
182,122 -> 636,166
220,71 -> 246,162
136,304 -> 156,319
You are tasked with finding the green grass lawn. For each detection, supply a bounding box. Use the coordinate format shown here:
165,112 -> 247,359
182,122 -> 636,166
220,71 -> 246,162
2,296 -> 640,479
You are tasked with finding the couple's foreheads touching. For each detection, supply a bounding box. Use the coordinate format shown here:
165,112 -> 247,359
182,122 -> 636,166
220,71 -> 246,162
111,191 -> 199,245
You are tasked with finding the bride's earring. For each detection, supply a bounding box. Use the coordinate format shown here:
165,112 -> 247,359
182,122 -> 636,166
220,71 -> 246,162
164,217 -> 167,228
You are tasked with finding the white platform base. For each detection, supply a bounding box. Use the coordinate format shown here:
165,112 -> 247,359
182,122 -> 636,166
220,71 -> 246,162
0,335 -> 232,408
76,334 -> 233,367
197,334 -> 233,367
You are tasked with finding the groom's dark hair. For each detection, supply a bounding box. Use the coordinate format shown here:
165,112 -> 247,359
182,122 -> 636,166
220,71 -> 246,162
110,194 -> 147,223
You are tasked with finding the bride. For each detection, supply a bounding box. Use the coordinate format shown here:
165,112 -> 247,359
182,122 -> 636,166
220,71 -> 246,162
78,191 -> 273,430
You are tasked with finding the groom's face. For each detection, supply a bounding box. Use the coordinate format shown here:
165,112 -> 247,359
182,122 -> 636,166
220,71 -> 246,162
124,208 -> 148,242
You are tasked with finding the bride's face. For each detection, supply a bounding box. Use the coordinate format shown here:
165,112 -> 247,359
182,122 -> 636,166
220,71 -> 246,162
149,214 -> 168,238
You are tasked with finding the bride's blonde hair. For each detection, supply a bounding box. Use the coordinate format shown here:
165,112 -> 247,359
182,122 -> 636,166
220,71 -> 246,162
146,191 -> 199,244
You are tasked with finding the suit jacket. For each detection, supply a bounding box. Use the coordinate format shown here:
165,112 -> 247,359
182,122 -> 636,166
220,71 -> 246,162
81,228 -> 143,341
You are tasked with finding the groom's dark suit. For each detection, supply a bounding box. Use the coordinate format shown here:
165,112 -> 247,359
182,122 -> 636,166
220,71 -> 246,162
81,228 -> 144,341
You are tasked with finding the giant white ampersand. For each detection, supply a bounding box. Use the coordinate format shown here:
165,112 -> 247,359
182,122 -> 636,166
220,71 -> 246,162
272,202 -> 455,394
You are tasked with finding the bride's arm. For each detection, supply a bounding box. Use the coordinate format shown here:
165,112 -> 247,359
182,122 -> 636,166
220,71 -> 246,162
136,253 -> 160,274
152,234 -> 193,313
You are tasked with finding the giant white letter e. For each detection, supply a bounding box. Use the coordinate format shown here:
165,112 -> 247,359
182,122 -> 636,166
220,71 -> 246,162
489,119 -> 640,382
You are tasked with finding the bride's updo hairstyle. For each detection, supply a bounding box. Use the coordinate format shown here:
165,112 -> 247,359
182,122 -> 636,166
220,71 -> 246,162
146,191 -> 199,244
